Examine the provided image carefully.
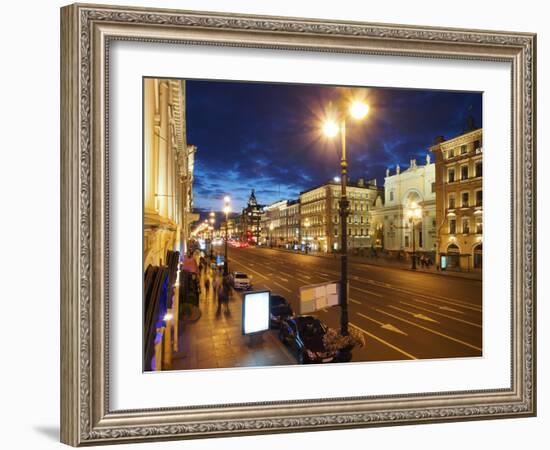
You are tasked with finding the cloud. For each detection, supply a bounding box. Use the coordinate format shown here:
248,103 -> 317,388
185,80 -> 481,211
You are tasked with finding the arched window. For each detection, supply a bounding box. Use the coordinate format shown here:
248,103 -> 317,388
474,243 -> 483,269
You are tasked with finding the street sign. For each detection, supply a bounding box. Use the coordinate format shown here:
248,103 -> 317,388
242,290 -> 270,335
299,281 -> 340,314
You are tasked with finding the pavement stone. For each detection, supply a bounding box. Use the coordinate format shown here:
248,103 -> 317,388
172,267 -> 296,370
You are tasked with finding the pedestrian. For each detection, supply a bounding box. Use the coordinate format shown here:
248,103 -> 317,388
221,275 -> 232,312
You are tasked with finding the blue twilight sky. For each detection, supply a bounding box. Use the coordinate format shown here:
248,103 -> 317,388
186,79 -> 482,215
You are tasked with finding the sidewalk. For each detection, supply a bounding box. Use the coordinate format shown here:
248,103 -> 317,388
265,246 -> 482,281
172,268 -> 296,370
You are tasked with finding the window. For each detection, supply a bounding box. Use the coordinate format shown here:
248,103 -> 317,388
462,192 -> 469,207
448,168 -> 455,182
476,217 -> 483,234
475,161 -> 482,177
474,139 -> 481,151
432,219 -> 436,228
461,165 -> 469,180
405,236 -> 410,247
449,148 -> 455,158
448,195 -> 455,209
360,216 -> 364,224
390,191 -> 394,201
461,144 -> 467,154
334,229 -> 338,236
476,190 -> 482,206
462,217 -> 470,235
449,218 -> 456,234
360,228 -> 364,236
431,182 -> 436,193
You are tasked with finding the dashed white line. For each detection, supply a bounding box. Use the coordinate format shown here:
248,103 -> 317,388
349,322 -> 417,360
399,301 -> 482,328
373,308 -> 482,352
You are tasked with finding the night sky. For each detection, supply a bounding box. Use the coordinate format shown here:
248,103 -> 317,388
186,79 -> 482,215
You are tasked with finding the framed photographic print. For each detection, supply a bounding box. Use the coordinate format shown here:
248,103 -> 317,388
60,3 -> 536,446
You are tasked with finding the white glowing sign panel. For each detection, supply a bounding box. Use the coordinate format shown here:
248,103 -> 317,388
242,290 -> 270,335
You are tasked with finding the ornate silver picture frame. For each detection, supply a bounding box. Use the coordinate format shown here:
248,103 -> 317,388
60,3 -> 536,446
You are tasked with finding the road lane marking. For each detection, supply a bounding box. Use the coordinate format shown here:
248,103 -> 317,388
356,312 -> 408,336
373,308 -> 482,352
439,306 -> 463,313
350,298 -> 362,305
399,301 -> 482,328
280,277 -> 289,282
350,286 -> 383,298
347,271 -> 482,311
272,280 -> 292,293
349,322 -> 416,359
387,305 -> 439,323
411,297 -> 481,313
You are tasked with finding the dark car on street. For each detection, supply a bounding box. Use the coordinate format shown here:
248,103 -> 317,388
269,294 -> 293,328
278,316 -> 337,364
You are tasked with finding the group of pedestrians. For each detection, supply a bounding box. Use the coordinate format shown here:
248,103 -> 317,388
196,255 -> 233,314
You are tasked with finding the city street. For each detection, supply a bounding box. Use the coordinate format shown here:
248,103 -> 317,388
226,246 -> 482,363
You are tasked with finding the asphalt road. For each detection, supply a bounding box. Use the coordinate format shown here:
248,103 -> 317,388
225,246 -> 482,363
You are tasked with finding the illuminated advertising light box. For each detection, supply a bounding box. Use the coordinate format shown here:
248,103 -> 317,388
242,290 -> 270,335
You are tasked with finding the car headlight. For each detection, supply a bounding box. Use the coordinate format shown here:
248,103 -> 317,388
306,349 -> 317,359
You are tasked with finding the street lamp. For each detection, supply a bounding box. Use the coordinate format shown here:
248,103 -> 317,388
406,201 -> 422,270
269,222 -> 274,248
304,217 -> 310,254
223,196 -> 231,276
322,99 -> 369,336
209,211 -> 215,260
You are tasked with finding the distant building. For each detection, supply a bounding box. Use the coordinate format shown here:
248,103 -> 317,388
299,178 -> 381,253
430,128 -> 483,271
240,189 -> 264,243
261,199 -> 301,248
370,155 -> 437,257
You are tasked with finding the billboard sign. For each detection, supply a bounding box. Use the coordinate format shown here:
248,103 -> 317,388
242,290 -> 270,335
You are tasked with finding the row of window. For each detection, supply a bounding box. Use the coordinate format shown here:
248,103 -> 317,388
445,140 -> 482,159
448,161 -> 483,182
448,190 -> 483,209
448,217 -> 483,235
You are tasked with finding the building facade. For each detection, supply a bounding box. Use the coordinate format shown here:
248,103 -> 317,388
240,189 -> 264,243
299,178 -> 380,253
370,156 -> 437,258
430,128 -> 483,271
261,199 -> 301,248
143,78 -> 197,268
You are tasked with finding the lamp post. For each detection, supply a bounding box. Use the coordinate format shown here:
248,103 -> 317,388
304,218 -> 310,254
209,212 -> 215,260
407,202 -> 422,270
223,196 -> 231,276
269,222 -> 274,248
323,100 -> 369,336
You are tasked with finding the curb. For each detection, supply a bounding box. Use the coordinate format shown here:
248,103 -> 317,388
255,246 -> 482,281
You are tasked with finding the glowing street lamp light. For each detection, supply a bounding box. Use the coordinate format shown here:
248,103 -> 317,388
223,196 -> 231,276
406,201 -> 423,270
208,211 -> 216,259
322,120 -> 339,138
349,101 -> 370,120
321,99 -> 369,337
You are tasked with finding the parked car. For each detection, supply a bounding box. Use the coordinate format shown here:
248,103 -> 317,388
269,294 -> 293,328
230,271 -> 252,290
279,316 -> 337,364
